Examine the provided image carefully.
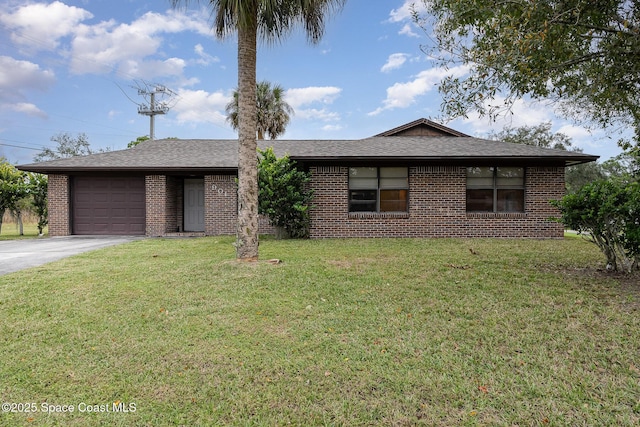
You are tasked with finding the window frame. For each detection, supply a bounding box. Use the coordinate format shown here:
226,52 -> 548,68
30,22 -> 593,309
466,167 -> 525,213
348,167 -> 409,213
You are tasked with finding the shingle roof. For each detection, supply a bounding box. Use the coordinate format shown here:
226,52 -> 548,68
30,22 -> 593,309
17,136 -> 598,174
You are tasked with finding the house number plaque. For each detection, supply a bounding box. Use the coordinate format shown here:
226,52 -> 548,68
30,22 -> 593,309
210,184 -> 229,197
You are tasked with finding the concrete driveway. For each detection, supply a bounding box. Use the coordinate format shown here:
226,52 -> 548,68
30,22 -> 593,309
0,236 -> 143,276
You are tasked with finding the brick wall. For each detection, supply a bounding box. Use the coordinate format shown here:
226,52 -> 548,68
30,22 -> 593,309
205,175 -> 236,235
308,165 -> 565,238
203,174 -> 275,236
166,176 -> 179,232
145,175 -> 167,236
47,174 -> 70,236
47,168 -> 564,239
175,178 -> 184,231
46,173 -> 276,238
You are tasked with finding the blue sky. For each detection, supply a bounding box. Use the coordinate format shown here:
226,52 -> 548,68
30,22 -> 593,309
0,0 -> 623,165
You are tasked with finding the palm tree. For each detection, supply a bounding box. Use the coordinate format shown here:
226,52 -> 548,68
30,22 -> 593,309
172,0 -> 345,261
226,80 -> 294,140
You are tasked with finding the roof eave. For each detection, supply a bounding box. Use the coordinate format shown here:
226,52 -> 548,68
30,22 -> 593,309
291,155 -> 599,166
16,165 -> 238,174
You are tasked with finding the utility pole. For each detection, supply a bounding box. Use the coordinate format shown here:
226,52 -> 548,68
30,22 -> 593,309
135,81 -> 176,140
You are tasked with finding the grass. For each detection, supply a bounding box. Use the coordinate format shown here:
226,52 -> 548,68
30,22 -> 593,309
0,237 -> 638,426
0,223 -> 47,240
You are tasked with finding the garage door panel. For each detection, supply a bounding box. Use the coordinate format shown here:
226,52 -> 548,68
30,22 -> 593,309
129,193 -> 145,203
93,208 -> 109,217
91,181 -> 110,191
111,208 -> 127,217
129,209 -> 145,219
73,177 -> 146,235
75,193 -> 93,203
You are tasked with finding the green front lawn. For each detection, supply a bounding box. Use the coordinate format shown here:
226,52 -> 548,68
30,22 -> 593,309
0,237 -> 638,426
0,223 -> 47,240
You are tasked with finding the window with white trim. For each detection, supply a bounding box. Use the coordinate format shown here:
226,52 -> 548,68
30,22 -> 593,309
349,167 -> 408,212
466,167 -> 525,212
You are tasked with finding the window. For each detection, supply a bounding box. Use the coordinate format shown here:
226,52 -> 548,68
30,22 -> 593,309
349,167 -> 408,212
466,167 -> 524,212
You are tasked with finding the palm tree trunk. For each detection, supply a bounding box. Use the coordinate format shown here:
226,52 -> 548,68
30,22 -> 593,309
236,15 -> 259,261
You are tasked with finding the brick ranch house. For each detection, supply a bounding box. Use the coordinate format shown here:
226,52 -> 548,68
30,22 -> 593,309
18,119 -> 597,239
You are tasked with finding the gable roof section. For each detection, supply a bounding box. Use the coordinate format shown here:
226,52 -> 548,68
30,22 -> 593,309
374,118 -> 470,137
18,136 -> 598,174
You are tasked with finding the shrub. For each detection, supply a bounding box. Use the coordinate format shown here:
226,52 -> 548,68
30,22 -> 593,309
258,147 -> 314,238
553,179 -> 640,272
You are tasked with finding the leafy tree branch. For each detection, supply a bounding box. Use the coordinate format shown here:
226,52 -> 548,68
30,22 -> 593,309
416,0 -> 640,146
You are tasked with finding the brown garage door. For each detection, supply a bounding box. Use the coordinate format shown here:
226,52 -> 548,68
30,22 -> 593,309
73,177 -> 145,235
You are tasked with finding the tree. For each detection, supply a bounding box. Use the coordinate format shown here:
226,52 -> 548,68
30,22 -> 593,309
416,0 -> 640,147
34,132 -> 94,162
128,136 -> 151,148
488,122 -> 605,192
226,81 -> 294,140
565,162 -> 606,194
0,158 -> 29,235
27,173 -> 48,235
488,122 -> 574,150
553,179 -> 640,273
258,147 -> 313,238
601,152 -> 639,180
172,0 -> 345,261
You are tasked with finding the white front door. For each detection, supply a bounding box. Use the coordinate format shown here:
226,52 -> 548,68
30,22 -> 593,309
184,179 -> 205,232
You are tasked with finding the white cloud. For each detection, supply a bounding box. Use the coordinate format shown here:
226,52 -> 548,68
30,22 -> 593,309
388,2 -> 427,38
557,124 -> 592,141
557,124 -> 604,151
285,87 -> 342,123
194,44 -> 220,66
70,19 -> 161,75
0,1 -> 93,51
399,23 -> 420,38
369,65 -> 468,115
322,124 -> 343,132
7,102 -> 48,119
69,10 -> 210,77
0,56 -> 56,94
381,53 -> 409,73
172,89 -> 230,126
295,108 -> 341,122
1,3 -> 212,79
388,1 -> 427,23
119,58 -> 188,80
0,56 -> 55,118
285,86 -> 342,108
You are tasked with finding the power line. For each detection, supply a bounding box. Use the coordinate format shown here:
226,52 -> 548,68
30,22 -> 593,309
133,80 -> 178,140
0,142 -> 44,152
